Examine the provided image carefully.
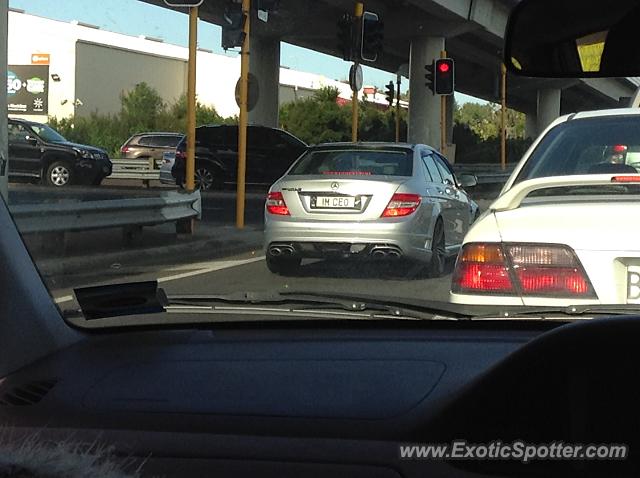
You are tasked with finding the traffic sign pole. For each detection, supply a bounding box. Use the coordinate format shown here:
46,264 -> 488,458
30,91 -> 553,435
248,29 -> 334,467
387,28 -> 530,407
236,0 -> 251,229
395,75 -> 401,143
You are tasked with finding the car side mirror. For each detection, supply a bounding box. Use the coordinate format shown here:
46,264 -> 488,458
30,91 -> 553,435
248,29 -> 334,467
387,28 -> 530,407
25,136 -> 38,146
458,173 -> 478,188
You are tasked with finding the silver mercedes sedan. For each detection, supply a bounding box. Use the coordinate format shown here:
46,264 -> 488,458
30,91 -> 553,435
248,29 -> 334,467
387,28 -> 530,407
264,143 -> 479,276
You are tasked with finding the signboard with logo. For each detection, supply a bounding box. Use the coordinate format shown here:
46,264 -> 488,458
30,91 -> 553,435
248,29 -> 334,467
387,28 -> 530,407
31,53 -> 50,65
7,65 -> 49,115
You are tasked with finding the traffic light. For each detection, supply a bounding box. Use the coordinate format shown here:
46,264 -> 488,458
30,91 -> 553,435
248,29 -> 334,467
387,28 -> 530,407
221,2 -> 246,50
385,81 -> 395,107
434,58 -> 455,95
361,12 -> 383,62
425,61 -> 435,93
337,13 -> 355,62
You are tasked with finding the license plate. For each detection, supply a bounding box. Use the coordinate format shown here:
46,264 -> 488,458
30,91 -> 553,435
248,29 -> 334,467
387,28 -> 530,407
628,266 -> 640,301
312,196 -> 356,209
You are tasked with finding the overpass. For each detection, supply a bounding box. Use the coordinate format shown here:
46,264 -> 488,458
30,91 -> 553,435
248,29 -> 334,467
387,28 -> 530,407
144,0 -> 637,147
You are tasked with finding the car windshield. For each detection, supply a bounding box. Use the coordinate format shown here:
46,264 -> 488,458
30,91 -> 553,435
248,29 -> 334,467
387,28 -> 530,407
289,149 -> 413,176
2,0 -> 640,327
30,124 -> 67,143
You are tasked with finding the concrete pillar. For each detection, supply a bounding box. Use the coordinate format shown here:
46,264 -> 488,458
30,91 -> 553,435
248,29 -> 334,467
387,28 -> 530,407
0,0 -> 7,200
524,113 -> 537,140
536,88 -> 561,134
249,35 -> 280,128
408,36 -> 445,147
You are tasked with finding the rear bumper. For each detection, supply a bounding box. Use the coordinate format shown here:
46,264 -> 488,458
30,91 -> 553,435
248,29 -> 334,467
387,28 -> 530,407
264,216 -> 431,262
160,168 -> 176,185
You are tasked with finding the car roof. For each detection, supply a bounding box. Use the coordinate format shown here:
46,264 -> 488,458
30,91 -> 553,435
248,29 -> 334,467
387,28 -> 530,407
570,108 -> 640,120
309,142 -> 420,150
8,118 -> 44,127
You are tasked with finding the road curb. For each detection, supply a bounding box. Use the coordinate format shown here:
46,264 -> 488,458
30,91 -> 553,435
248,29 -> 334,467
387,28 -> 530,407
35,229 -> 264,278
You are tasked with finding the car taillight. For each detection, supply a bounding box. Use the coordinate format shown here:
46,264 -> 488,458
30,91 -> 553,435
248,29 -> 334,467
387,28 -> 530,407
381,193 -> 421,217
175,149 -> 186,161
452,243 -> 596,298
121,146 -> 130,154
266,192 -> 290,216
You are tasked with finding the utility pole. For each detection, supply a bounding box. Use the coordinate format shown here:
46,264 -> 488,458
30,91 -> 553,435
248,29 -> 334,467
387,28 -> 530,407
351,2 -> 363,142
395,74 -> 401,142
236,0 -> 251,229
500,63 -> 507,170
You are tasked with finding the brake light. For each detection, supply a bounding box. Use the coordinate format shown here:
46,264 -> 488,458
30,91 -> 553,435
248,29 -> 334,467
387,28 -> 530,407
266,192 -> 290,216
611,175 -> 640,183
121,146 -> 130,154
452,243 -> 595,298
381,193 -> 421,217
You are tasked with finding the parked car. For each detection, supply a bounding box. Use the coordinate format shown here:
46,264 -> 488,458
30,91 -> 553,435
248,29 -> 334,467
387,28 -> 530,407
171,125 -> 308,190
120,132 -> 184,166
264,142 -> 479,275
450,108 -> 640,307
7,118 -> 112,187
159,150 -> 176,185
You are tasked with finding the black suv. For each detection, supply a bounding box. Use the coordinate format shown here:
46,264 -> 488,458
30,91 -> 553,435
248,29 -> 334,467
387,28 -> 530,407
172,125 -> 307,190
7,118 -> 112,187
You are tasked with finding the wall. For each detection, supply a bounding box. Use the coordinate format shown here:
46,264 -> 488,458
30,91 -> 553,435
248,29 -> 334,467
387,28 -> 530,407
75,41 -> 187,117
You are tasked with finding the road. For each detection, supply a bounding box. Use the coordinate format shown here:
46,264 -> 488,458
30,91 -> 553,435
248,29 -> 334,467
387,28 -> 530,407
8,181 -> 487,309
52,251 -> 456,309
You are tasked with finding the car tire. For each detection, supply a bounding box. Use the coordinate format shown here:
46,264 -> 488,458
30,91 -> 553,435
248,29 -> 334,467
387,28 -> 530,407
92,176 -> 104,186
194,164 -> 220,191
45,161 -> 73,187
266,255 -> 301,275
427,218 -> 446,278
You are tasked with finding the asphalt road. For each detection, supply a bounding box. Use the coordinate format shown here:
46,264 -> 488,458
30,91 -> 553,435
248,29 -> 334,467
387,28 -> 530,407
52,251 -> 455,312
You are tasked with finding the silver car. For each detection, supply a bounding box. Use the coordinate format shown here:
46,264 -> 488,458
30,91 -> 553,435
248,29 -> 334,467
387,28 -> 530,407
159,151 -> 176,185
264,143 -> 479,276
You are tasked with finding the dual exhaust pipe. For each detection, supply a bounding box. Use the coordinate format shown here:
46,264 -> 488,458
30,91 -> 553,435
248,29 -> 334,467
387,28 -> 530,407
370,247 -> 402,259
269,245 -> 295,257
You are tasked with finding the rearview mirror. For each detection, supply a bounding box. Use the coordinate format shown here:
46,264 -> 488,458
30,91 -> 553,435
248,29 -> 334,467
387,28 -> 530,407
458,174 -> 478,188
505,0 -> 640,77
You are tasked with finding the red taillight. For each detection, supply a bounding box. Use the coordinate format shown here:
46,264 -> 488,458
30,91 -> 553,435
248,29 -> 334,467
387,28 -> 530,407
381,193 -> 421,217
121,146 -> 130,154
611,175 -> 640,183
516,267 -> 590,295
266,192 -> 290,216
452,243 -> 595,298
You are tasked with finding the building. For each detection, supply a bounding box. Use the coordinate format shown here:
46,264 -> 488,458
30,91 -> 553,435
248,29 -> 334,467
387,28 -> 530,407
7,9 -> 400,124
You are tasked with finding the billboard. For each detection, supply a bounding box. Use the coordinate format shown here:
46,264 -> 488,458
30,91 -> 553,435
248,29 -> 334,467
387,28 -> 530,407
7,65 -> 49,115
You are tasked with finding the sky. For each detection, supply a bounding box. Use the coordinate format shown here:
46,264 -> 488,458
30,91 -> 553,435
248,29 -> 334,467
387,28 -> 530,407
8,0 -> 482,104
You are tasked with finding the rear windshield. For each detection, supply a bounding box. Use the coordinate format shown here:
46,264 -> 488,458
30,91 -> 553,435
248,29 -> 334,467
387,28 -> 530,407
289,149 -> 413,176
515,116 -> 640,184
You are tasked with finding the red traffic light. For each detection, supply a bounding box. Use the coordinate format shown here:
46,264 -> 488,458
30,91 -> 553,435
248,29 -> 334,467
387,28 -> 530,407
438,62 -> 450,73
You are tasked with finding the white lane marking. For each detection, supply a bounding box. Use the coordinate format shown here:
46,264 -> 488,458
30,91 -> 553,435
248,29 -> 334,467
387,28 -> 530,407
157,256 -> 265,283
53,256 -> 266,304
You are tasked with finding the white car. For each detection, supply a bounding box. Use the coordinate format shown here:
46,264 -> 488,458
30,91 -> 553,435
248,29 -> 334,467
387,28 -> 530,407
450,108 -> 640,307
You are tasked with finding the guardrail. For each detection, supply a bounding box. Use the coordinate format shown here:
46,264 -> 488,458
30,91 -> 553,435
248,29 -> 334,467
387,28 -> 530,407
9,190 -> 201,246
109,158 -> 161,182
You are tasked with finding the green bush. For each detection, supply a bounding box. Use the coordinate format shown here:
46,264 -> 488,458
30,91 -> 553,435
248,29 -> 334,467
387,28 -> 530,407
48,82 -> 234,157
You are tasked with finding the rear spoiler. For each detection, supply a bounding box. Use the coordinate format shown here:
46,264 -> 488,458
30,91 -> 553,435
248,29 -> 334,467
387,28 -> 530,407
491,174 -> 640,212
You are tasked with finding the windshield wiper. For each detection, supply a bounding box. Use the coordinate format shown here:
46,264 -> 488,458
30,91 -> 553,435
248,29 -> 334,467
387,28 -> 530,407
472,304 -> 640,320
164,290 -> 465,321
